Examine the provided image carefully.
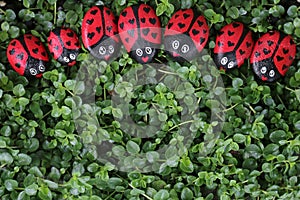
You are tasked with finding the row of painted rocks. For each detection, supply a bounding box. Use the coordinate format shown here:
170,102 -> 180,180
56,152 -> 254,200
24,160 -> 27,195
7,4 -> 296,82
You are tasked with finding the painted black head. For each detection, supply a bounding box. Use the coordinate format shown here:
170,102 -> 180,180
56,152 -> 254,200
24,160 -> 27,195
90,35 -> 121,62
24,57 -> 46,78
213,52 -> 238,70
252,58 -> 281,82
164,34 -> 198,62
130,40 -> 157,64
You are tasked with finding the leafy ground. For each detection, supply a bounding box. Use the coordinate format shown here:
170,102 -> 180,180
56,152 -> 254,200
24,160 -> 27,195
0,0 -> 300,199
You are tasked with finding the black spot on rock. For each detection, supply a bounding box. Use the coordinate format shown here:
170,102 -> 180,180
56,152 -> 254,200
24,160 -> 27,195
228,41 -> 235,47
88,32 -> 95,39
127,30 -> 134,37
267,40 -> 274,46
121,11 -> 127,17
276,55 -> 284,61
239,49 -> 245,55
90,9 -> 98,15
129,19 -> 135,24
263,48 -> 271,55
178,23 -> 185,28
119,22 -> 124,29
9,49 -> 15,55
15,63 -> 21,68
200,37 -> 205,45
183,13 -> 190,19
107,26 -> 112,32
149,18 -> 156,25
255,51 -> 260,57
87,19 -> 94,25
197,20 -> 204,27
232,22 -> 240,28
142,28 -> 150,36
228,31 -> 234,36
151,33 -> 158,39
192,29 -> 199,35
16,53 -> 24,60
143,7 -> 151,13
167,22 -> 173,29
96,27 -> 101,33
246,42 -> 251,48
32,48 -> 39,54
217,41 -> 223,47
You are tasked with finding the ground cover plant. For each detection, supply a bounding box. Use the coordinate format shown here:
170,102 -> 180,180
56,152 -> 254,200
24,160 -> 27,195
0,0 -> 300,199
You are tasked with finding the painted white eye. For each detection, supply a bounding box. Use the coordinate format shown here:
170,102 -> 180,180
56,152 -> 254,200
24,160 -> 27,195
260,66 -> 267,74
181,44 -> 189,53
108,45 -> 114,54
63,56 -> 70,63
228,61 -> 235,68
269,70 -> 275,77
70,53 -> 76,60
172,40 -> 180,50
220,57 -> 228,65
99,46 -> 106,55
136,48 -> 143,57
145,47 -> 152,55
30,68 -> 37,75
39,65 -> 45,72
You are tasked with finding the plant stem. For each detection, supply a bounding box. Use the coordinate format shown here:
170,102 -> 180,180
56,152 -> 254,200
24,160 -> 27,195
168,120 -> 195,131
53,2 -> 57,25
128,183 -> 153,200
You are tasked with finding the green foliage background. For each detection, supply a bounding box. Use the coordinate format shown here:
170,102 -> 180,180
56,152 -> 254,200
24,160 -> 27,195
0,0 -> 300,199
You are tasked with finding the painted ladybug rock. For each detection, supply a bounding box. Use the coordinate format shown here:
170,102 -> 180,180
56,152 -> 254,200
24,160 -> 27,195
82,6 -> 120,61
213,22 -> 254,70
164,9 -> 209,61
48,27 -> 80,66
250,31 -> 296,82
7,34 -> 48,78
118,4 -> 161,64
